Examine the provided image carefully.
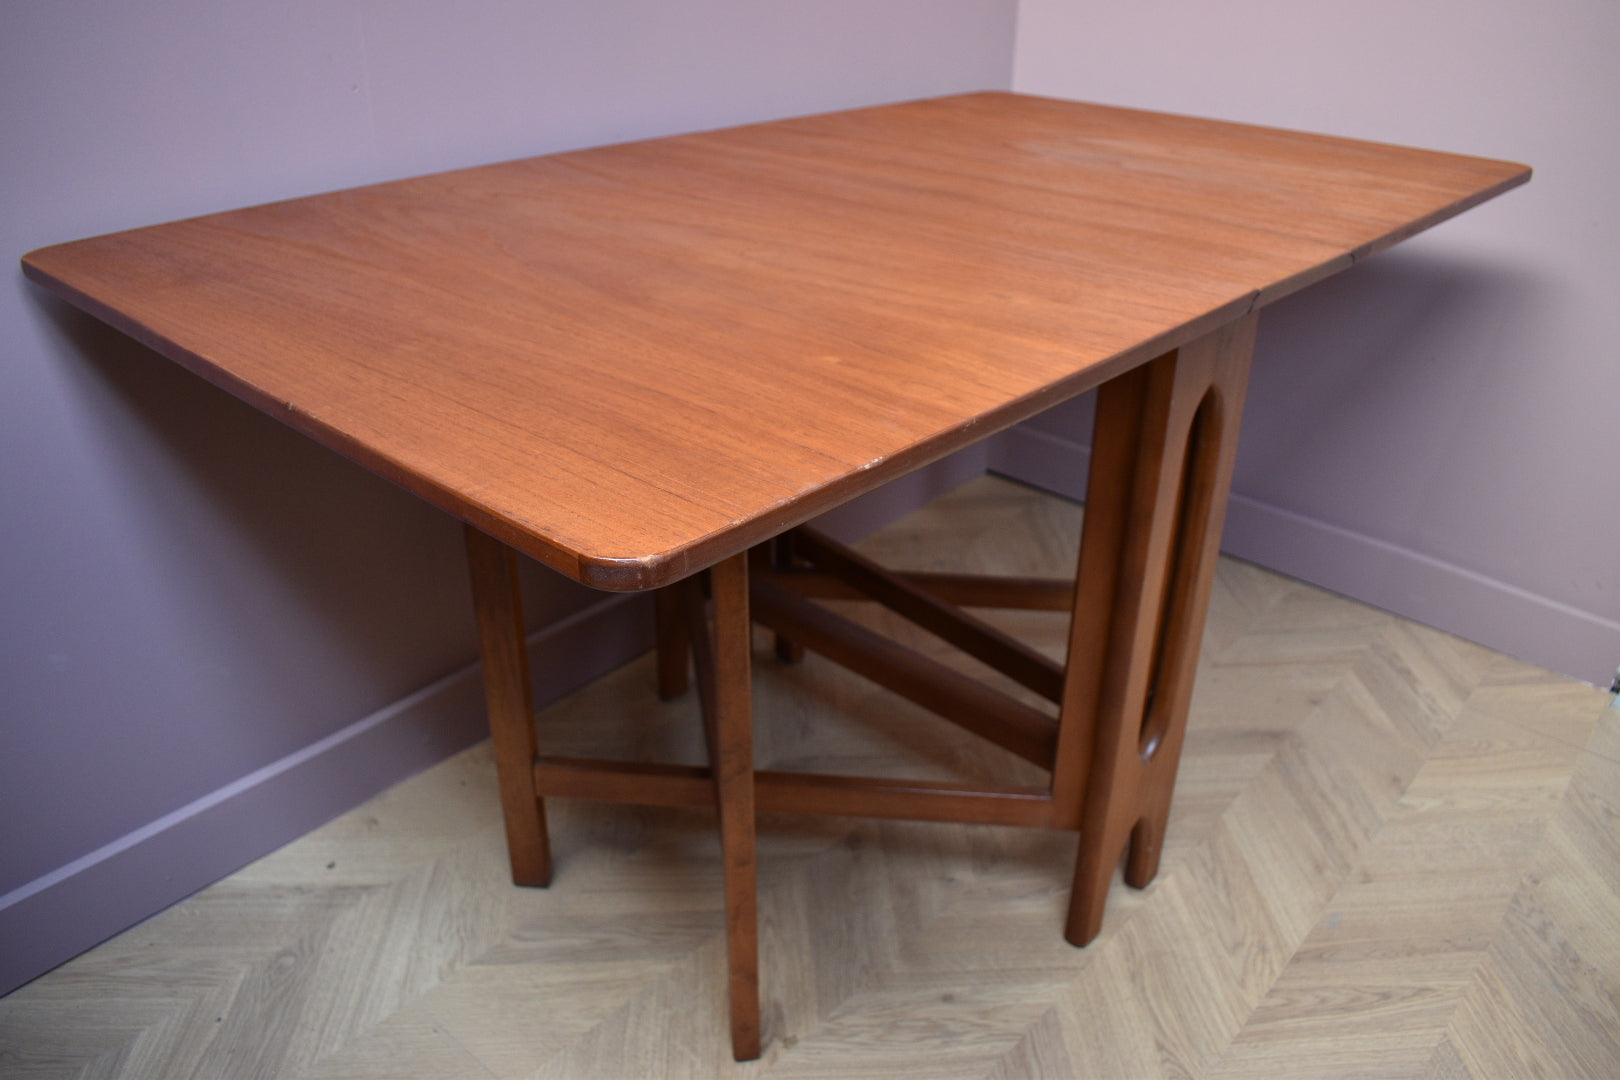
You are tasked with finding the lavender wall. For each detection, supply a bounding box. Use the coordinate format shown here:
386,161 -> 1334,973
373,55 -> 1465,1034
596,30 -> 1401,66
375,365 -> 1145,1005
1003,0 -> 1620,687
0,0 -> 1016,994
7,0 -> 1608,1000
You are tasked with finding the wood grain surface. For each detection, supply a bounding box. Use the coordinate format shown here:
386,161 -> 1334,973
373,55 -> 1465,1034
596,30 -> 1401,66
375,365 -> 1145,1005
21,93 -> 1529,589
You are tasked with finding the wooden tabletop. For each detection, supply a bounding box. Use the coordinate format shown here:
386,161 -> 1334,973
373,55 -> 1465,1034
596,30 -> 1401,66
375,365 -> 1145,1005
22,92 -> 1528,590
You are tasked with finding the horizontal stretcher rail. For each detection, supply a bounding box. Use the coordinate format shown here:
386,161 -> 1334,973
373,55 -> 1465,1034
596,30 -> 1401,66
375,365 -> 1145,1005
534,756 -> 1061,828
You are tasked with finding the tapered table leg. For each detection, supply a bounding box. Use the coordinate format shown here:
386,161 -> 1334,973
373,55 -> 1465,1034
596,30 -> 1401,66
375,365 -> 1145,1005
708,553 -> 761,1060
1057,315 -> 1257,945
464,524 -> 551,888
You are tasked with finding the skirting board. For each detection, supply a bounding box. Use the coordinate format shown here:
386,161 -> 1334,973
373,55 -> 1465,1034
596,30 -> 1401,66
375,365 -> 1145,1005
0,592 -> 655,998
989,425 -> 1620,689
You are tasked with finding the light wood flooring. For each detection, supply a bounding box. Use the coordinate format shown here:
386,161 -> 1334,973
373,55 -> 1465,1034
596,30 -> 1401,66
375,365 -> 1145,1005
4,475 -> 1616,1079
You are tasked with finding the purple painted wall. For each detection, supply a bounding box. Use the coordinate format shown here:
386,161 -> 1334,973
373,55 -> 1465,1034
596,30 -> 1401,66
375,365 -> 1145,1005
1004,0 -> 1620,686
6,0 -> 1610,1001
0,0 -> 1017,995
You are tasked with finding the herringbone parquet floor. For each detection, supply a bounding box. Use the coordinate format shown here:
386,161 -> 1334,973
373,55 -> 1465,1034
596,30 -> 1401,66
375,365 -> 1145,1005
4,476 -> 1616,1079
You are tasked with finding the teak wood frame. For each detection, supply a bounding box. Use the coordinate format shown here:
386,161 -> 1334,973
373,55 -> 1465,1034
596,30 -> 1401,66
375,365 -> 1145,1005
463,314 -> 1257,1061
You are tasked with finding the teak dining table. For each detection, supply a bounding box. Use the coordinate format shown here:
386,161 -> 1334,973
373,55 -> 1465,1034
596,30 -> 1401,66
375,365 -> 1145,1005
23,92 -> 1529,1060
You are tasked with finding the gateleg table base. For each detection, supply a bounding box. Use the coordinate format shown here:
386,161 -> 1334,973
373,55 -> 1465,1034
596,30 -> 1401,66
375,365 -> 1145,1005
463,315 -> 1256,1061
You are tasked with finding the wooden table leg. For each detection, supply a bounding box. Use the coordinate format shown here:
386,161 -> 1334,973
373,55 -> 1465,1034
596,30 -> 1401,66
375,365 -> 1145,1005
699,553 -> 761,1062
464,524 -> 551,888
1056,314 -> 1257,945
708,553 -> 761,1060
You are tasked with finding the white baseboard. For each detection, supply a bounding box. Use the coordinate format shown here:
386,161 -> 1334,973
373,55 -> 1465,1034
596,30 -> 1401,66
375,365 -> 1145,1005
988,426 -> 1620,687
